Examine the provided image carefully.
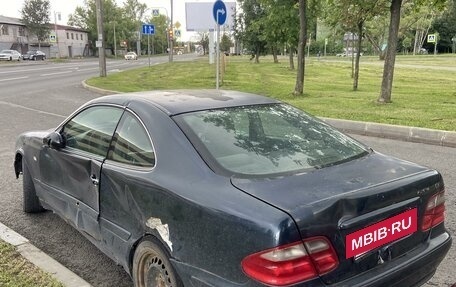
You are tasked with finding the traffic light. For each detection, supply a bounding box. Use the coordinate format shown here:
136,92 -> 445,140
168,29 -> 173,40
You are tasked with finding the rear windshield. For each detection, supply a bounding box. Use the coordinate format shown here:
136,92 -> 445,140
176,104 -> 368,176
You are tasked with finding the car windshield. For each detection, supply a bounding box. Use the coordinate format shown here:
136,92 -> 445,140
177,104 -> 369,176
127,52 -> 135,55
1,50 -> 11,54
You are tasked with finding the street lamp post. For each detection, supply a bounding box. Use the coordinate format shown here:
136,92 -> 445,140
113,22 -> 117,59
54,11 -> 61,58
170,0 -> 174,62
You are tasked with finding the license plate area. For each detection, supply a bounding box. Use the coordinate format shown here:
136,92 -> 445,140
346,208 -> 418,259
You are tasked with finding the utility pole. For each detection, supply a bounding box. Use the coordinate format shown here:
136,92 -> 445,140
95,0 -> 107,77
169,0 -> 173,62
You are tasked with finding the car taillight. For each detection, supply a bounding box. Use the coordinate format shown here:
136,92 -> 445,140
421,190 -> 445,231
241,237 -> 338,286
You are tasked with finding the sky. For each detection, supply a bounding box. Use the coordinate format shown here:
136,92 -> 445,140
0,0 -> 226,41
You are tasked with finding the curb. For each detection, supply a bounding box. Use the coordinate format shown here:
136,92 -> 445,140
81,80 -> 456,149
0,222 -> 92,287
81,80 -> 120,95
320,117 -> 456,148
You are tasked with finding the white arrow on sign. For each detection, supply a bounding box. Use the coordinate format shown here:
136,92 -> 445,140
217,8 -> 225,16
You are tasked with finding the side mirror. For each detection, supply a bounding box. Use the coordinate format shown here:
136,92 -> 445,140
45,132 -> 65,149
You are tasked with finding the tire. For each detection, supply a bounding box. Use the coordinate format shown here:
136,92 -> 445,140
132,237 -> 183,287
22,161 -> 44,213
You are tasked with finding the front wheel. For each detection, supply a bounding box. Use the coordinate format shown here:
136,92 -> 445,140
132,237 -> 183,287
22,161 -> 44,213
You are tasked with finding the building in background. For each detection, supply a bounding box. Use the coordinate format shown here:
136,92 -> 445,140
0,15 -> 90,58
53,24 -> 90,58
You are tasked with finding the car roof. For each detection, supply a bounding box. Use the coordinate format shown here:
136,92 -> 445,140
92,90 -> 280,115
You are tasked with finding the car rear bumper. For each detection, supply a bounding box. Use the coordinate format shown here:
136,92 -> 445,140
171,231 -> 451,287
331,231 -> 452,287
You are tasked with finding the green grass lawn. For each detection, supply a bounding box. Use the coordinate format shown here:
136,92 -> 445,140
87,54 -> 456,131
0,240 -> 63,287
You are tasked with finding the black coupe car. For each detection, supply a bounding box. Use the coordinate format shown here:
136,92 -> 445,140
14,90 -> 451,287
22,50 -> 46,61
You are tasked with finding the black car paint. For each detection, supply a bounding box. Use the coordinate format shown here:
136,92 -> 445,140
14,90 -> 451,286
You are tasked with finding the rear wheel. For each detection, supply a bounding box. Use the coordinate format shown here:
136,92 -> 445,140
132,237 -> 183,287
22,161 -> 44,213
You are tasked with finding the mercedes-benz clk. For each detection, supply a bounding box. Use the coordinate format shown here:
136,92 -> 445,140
14,90 -> 451,287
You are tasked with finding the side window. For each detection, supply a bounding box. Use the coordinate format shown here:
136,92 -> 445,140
62,106 -> 123,157
108,112 -> 155,168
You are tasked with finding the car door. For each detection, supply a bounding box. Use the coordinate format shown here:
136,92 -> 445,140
97,110 -> 156,262
38,105 -> 124,240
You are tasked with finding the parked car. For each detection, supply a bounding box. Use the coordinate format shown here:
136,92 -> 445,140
14,90 -> 451,287
124,51 -> 138,60
0,50 -> 22,61
336,51 -> 363,57
23,50 -> 46,61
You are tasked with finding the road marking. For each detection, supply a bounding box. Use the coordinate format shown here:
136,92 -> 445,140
77,68 -> 99,72
0,101 -> 66,118
41,71 -> 73,76
0,76 -> 28,82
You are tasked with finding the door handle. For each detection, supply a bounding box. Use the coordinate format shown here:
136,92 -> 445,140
90,175 -> 99,186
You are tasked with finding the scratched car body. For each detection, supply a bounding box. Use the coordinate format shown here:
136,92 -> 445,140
14,90 -> 451,287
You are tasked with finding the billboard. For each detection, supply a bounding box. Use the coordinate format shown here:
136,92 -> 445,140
185,2 -> 236,31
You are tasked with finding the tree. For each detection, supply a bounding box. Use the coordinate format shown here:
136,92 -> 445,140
432,0 -> 456,53
378,0 -> 402,103
68,0 -> 136,55
124,0 -> 148,55
220,33 -> 233,53
378,0 -> 447,103
198,32 -> 209,55
237,0 -> 268,63
21,0 -> 51,49
294,0 -> 307,95
258,0 -> 299,65
143,14 -> 169,54
325,0 -> 387,90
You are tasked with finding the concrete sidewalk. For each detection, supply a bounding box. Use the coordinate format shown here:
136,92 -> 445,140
0,222 -> 92,287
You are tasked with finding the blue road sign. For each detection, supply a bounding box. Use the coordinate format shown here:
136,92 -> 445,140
142,24 -> 155,35
213,0 -> 227,25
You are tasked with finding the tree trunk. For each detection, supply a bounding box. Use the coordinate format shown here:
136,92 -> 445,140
255,47 -> 260,63
378,0 -> 402,103
272,45 -> 279,64
289,46 -> 295,70
353,22 -> 363,91
413,28 -> 419,55
294,0 -> 307,96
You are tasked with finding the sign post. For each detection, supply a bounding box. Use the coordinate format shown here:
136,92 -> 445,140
213,0 -> 227,90
142,24 -> 155,68
427,34 -> 437,55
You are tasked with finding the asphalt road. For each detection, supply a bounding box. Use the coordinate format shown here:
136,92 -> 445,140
0,56 -> 454,287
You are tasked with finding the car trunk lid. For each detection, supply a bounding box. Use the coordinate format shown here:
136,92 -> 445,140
231,152 -> 444,284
